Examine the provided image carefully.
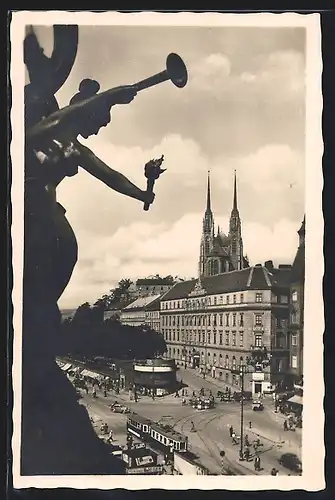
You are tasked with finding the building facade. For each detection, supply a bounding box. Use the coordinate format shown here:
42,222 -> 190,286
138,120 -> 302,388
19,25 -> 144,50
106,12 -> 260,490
133,358 -> 177,395
288,216 -> 305,387
121,294 -> 162,331
199,171 -> 249,278
160,264 -> 292,395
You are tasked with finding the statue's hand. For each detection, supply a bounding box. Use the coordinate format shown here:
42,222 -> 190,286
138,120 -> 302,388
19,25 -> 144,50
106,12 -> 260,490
141,190 -> 155,206
108,85 -> 138,105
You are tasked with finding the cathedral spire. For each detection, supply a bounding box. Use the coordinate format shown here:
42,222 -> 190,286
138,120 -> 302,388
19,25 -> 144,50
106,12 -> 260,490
206,170 -> 211,211
233,169 -> 237,210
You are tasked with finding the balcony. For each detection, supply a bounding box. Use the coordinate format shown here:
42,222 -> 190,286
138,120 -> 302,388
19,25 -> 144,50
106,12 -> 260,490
250,345 -> 268,355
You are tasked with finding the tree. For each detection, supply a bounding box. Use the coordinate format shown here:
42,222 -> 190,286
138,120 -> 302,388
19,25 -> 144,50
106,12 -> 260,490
59,310 -> 167,362
72,302 -> 92,323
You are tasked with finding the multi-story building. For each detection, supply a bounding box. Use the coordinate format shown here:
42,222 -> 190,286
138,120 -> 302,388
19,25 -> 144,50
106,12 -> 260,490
160,263 -> 292,396
287,216 -> 305,403
121,294 -> 162,331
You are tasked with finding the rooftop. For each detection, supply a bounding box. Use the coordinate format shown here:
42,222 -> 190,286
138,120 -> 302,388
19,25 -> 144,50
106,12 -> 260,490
123,294 -> 162,311
161,265 -> 291,301
136,278 -> 175,286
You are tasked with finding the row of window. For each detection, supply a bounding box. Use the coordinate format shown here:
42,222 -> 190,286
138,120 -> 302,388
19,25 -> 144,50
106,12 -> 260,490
161,312 -> 264,328
167,347 -> 246,367
162,329 -> 264,348
163,329 -> 246,346
161,293 -> 289,310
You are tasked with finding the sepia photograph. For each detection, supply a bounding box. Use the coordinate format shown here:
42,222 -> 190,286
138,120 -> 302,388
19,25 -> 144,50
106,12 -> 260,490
10,11 -> 324,491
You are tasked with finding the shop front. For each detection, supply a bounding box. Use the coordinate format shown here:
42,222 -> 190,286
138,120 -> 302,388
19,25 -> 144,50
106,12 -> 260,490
251,371 -> 273,396
133,358 -> 177,395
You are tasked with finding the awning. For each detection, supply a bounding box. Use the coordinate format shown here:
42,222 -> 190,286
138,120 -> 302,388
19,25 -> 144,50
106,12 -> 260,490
71,366 -> 83,374
61,363 -> 72,371
80,369 -> 103,379
287,395 -> 303,405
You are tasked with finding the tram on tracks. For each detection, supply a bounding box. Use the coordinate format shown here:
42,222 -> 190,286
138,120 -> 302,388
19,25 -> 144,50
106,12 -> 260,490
127,413 -> 189,454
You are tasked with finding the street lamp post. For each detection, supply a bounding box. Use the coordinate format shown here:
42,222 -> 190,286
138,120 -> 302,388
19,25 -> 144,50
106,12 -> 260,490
230,346 -> 271,461
240,365 -> 245,459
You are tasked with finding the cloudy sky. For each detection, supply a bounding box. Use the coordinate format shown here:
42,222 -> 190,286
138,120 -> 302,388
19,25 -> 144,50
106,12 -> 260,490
32,24 -> 306,309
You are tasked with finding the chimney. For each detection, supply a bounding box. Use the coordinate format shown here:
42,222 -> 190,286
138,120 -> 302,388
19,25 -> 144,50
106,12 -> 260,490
264,260 -> 274,271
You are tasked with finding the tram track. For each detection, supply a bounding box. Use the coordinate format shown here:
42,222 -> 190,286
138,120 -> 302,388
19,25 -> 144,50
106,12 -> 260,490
175,409 -> 247,475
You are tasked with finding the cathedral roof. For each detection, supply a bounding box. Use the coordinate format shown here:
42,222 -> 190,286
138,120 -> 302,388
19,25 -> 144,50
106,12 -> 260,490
161,265 -> 290,301
208,236 -> 230,257
218,232 -> 231,246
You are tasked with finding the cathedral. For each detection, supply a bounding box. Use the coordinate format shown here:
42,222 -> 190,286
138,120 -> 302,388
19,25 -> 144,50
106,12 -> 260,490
198,170 -> 249,277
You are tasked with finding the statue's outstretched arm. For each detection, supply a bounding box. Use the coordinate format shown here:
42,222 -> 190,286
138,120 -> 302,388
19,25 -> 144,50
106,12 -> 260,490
74,141 -> 153,205
26,85 -> 137,147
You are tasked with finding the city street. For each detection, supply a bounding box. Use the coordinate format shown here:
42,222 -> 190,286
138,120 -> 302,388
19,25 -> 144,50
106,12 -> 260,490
76,367 -> 302,476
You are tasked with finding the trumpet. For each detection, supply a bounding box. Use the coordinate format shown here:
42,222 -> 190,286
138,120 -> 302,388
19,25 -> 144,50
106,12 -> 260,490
132,52 -> 188,92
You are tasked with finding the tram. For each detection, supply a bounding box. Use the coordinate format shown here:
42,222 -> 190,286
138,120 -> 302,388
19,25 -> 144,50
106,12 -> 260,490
127,413 -> 188,454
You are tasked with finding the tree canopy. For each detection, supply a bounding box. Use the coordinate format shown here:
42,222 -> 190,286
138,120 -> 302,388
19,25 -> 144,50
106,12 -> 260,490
58,302 -> 166,362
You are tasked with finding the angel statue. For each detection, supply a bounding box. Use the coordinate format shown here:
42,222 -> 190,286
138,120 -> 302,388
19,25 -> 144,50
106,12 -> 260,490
22,25 -> 163,475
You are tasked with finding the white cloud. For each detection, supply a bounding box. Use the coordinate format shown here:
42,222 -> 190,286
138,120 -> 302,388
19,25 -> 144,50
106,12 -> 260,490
58,212 -> 301,309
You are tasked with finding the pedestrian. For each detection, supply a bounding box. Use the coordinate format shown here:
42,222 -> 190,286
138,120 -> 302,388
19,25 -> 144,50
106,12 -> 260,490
249,420 -> 252,429
232,432 -> 238,445
245,434 -> 250,447
229,425 -> 234,437
244,446 -> 250,461
104,389 -> 107,397
254,455 -> 261,472
191,421 -> 196,432
271,467 -> 278,476
239,449 -> 244,461
283,420 -> 288,431
107,430 -> 114,443
181,389 -> 185,397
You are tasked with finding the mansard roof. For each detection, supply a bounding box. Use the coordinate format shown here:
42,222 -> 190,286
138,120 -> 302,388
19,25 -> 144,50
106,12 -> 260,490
161,265 -> 290,301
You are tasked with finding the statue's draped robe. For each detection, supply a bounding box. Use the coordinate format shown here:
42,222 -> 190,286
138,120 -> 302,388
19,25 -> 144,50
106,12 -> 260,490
21,150 -> 124,474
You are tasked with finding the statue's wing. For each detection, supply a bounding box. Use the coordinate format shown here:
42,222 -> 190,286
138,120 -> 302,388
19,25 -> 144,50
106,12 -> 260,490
25,25 -> 79,110
47,25 -> 79,96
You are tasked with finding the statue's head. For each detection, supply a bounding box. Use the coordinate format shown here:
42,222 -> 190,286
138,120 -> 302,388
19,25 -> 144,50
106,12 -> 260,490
69,79 -> 111,139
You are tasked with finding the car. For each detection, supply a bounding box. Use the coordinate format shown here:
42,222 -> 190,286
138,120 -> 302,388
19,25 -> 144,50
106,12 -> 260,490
111,404 -> 130,414
252,400 -> 264,411
278,453 -> 302,474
